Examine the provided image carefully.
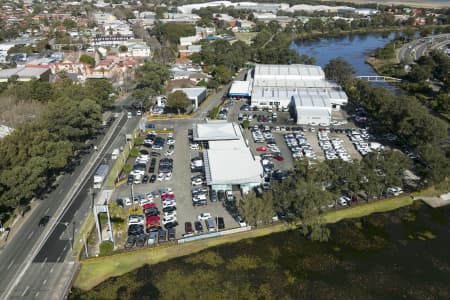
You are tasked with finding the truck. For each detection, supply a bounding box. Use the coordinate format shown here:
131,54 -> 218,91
111,148 -> 119,160
93,164 -> 109,189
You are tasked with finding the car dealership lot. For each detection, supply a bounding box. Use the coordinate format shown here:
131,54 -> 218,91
113,127 -> 237,246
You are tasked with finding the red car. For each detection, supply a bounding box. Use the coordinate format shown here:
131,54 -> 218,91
143,203 -> 156,210
161,193 -> 175,200
274,155 -> 284,161
256,147 -> 267,152
185,222 -> 194,235
146,215 -> 160,225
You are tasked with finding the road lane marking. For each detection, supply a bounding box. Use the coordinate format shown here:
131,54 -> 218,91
21,286 -> 29,297
42,257 -> 48,265
27,231 -> 34,240
45,208 -> 50,214
35,291 -> 40,297
7,259 -> 15,270
49,267 -> 54,273
43,279 -> 47,285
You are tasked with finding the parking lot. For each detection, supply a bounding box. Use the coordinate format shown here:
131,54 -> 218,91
112,123 -> 238,249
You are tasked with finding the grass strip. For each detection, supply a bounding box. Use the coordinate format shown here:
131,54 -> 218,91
74,195 -> 414,291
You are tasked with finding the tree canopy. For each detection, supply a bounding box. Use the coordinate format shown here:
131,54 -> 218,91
166,90 -> 191,114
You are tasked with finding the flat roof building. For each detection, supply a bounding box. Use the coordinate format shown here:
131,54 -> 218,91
0,66 -> 50,82
292,94 -> 331,126
173,87 -> 207,110
194,120 -> 264,193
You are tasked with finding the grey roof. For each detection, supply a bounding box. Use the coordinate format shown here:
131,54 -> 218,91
292,94 -> 331,108
0,67 -> 49,80
173,87 -> 206,99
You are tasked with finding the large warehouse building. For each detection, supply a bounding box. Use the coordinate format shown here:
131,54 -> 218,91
228,64 -> 348,126
192,121 -> 264,193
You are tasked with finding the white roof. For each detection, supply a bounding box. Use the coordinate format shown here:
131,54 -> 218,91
204,148 -> 263,185
0,67 -> 49,81
253,78 -> 338,88
252,86 -> 347,103
173,87 -> 206,99
254,64 -> 325,79
293,94 -> 331,108
193,121 -> 241,141
0,125 -> 13,139
229,80 -> 252,96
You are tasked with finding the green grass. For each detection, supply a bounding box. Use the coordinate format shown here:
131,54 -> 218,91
74,196 -> 415,291
72,212 -> 95,258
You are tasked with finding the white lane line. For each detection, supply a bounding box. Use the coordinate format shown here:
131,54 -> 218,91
27,231 -> 34,240
42,257 -> 48,265
43,279 -> 47,285
7,259 -> 15,270
49,267 -> 54,273
21,286 -> 29,297
35,291 -> 40,297
57,256 -> 61,262
45,208 -> 50,214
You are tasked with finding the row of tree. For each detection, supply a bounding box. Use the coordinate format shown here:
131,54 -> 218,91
324,58 -> 449,184
0,78 -> 114,218
239,149 -> 412,242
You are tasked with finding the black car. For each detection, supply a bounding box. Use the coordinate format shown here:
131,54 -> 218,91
116,198 -> 124,208
140,149 -> 149,155
148,175 -> 156,183
128,224 -> 144,236
151,152 -> 161,157
192,199 -> 207,207
217,217 -> 225,230
127,175 -> 134,185
169,144 -> 175,150
38,215 -> 50,227
144,207 -> 159,216
168,228 -> 176,241
149,165 -> 155,173
158,229 -> 167,242
147,225 -> 162,233
125,235 -> 137,250
194,221 -> 203,233
136,234 -> 147,247
162,206 -> 177,213
164,221 -> 178,229
142,175 -> 149,184
217,190 -> 225,201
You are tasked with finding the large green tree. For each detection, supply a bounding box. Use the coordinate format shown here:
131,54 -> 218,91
166,90 -> 191,114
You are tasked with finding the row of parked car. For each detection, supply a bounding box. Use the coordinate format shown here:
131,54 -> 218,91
318,129 -> 352,162
284,131 -> 316,160
348,128 -> 371,156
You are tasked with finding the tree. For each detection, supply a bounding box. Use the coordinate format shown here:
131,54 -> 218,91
324,57 -> 355,87
167,90 -> 191,114
214,66 -> 232,84
79,54 -> 95,67
238,192 -> 274,227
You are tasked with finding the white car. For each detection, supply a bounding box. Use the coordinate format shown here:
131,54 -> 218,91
190,143 -> 199,150
163,200 -> 176,208
123,197 -> 132,206
165,172 -> 172,181
339,196 -> 350,206
387,187 -> 404,196
152,144 -> 163,150
167,138 -> 175,145
191,177 -> 203,186
157,173 -> 165,181
162,216 -> 177,225
165,149 -> 174,156
235,215 -> 246,227
163,210 -> 177,218
197,212 -> 212,221
145,193 -> 154,202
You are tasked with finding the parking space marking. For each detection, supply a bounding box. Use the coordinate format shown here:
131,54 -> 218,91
35,291 -> 40,298
21,286 -> 29,297
49,268 -> 53,274
7,259 -> 15,270
43,279 -> 47,285
44,207 -> 50,214
27,231 -> 34,240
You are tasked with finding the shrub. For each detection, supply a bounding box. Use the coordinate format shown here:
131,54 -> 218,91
129,147 -> 140,157
122,163 -> 132,173
99,241 -> 114,256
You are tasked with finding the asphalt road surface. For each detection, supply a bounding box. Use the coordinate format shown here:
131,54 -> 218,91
397,34 -> 450,62
0,113 -> 140,299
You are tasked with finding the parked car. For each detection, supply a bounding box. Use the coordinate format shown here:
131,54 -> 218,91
217,217 -> 225,230
194,221 -> 203,233
149,174 -> 156,183
158,229 -> 167,242
136,234 -> 147,247
168,228 -> 176,241
125,235 -> 137,249
205,218 -> 216,232
197,212 -> 212,221
148,231 -> 158,245
185,222 -> 194,235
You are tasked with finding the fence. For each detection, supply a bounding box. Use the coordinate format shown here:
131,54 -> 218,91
178,226 -> 252,244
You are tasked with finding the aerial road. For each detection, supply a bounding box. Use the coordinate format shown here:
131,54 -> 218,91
0,112 -> 139,299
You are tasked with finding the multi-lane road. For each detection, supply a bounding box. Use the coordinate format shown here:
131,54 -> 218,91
397,33 -> 450,63
0,112 -> 139,299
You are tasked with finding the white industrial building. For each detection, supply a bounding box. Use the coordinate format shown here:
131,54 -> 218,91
193,121 -> 264,193
229,64 -> 348,126
292,94 -> 331,126
173,87 -> 207,110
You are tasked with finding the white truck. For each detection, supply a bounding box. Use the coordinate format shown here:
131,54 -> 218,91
93,164 -> 109,189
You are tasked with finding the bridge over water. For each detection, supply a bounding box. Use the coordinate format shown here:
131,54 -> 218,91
357,76 -> 402,82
